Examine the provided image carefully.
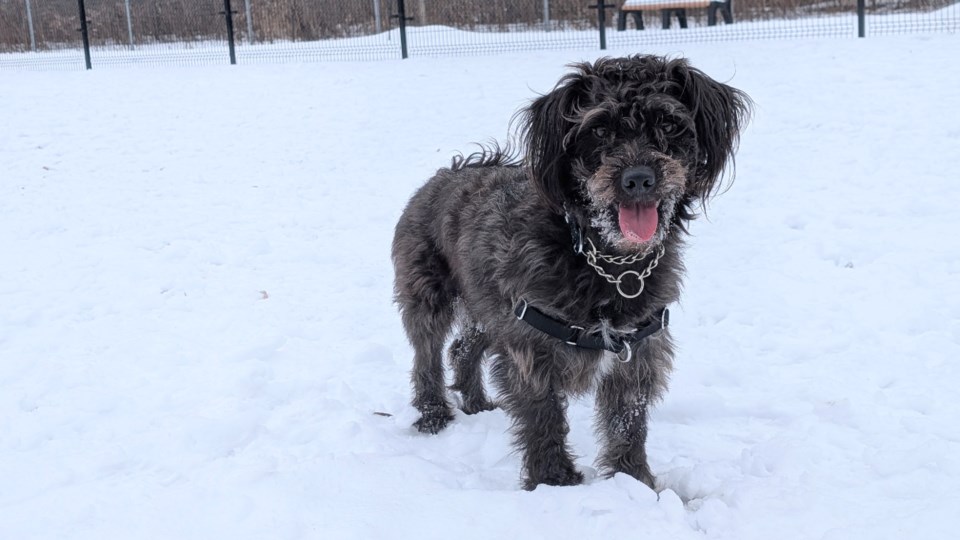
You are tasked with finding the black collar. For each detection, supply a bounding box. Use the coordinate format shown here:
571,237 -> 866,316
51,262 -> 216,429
514,298 -> 669,362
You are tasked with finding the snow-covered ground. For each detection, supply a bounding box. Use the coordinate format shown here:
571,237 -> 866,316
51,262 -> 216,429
2,33 -> 959,539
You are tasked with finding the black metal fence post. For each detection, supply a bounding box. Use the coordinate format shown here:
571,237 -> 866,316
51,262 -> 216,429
222,0 -> 237,64
857,0 -> 866,37
393,0 -> 411,59
77,0 -> 92,69
590,0 -> 610,50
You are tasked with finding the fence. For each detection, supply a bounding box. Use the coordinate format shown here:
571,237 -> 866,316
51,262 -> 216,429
0,0 -> 957,70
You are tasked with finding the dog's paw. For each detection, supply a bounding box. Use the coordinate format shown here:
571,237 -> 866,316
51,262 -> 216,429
605,464 -> 656,490
523,464 -> 584,490
634,469 -> 656,490
460,398 -> 496,415
413,410 -> 454,434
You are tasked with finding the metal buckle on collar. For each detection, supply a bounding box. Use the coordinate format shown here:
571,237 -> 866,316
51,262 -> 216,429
565,212 -> 584,255
565,325 -> 584,347
515,297 -> 529,320
616,307 -> 668,363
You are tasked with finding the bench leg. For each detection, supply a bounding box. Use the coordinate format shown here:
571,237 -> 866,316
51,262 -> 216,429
661,9 -> 687,29
618,11 -> 645,31
708,4 -> 734,25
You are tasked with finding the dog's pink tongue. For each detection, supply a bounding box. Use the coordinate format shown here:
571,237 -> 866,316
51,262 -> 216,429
618,203 -> 659,243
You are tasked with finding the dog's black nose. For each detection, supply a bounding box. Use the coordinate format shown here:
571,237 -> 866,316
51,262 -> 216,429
621,166 -> 657,196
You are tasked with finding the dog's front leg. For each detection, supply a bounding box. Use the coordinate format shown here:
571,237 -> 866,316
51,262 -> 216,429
493,350 -> 583,490
594,342 -> 671,490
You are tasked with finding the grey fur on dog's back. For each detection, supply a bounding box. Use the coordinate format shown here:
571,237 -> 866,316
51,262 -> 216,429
393,55 -> 750,490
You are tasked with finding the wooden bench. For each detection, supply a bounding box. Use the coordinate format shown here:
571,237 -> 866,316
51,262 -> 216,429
617,0 -> 734,30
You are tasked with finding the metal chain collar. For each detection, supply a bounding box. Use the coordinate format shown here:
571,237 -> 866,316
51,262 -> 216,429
582,238 -> 665,299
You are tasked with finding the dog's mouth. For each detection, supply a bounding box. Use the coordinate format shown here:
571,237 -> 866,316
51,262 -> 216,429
618,201 -> 659,244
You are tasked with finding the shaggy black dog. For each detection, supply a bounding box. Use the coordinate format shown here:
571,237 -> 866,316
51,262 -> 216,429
392,55 -> 750,490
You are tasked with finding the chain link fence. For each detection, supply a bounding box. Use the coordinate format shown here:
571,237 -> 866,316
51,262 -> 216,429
1,0 -> 957,70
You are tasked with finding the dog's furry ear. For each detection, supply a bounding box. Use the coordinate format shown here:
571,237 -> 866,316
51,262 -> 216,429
520,71 -> 586,214
675,64 -> 752,203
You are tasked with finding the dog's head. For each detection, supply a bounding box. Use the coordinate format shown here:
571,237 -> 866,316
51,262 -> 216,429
521,55 -> 750,252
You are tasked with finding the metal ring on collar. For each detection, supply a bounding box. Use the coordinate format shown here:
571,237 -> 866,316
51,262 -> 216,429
615,270 -> 645,299
618,343 -> 634,363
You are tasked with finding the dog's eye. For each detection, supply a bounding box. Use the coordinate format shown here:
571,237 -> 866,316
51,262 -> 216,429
662,122 -> 678,135
592,127 -> 609,139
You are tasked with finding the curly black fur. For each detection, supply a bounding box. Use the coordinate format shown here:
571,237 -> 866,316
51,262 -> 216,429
392,55 -> 750,490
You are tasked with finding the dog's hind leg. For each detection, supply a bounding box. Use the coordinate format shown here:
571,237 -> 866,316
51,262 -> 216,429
402,298 -> 455,434
448,326 -> 495,415
394,246 -> 457,434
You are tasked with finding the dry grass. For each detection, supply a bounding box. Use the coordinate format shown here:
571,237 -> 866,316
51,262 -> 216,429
0,0 -> 954,51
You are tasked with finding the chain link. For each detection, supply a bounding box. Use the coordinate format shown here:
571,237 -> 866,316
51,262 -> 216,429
583,238 -> 665,299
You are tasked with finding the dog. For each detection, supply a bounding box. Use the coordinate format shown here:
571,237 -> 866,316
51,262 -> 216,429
392,55 -> 750,490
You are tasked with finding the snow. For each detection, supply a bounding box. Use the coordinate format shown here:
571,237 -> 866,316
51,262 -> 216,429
2,33 -> 960,539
